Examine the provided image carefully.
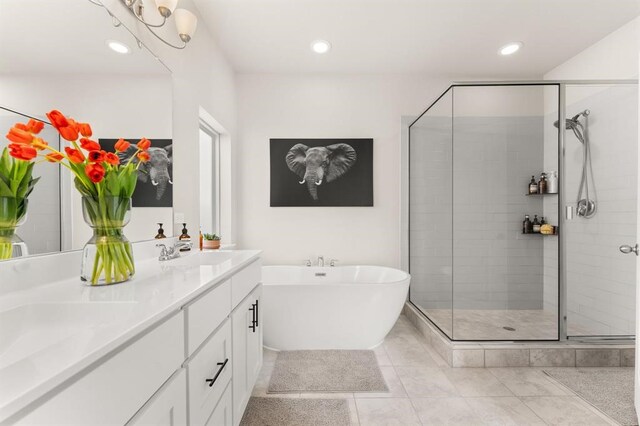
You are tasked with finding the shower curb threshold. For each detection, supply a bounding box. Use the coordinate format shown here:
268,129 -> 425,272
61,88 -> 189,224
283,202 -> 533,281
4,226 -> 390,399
402,303 -> 635,368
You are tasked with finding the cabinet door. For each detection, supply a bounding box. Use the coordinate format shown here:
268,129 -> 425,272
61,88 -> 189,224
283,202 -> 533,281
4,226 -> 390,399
231,295 -> 252,424
127,369 -> 187,426
246,286 -> 263,388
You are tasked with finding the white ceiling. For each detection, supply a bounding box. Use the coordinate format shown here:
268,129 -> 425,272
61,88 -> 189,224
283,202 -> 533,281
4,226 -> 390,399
0,0 -> 169,75
194,0 -> 640,77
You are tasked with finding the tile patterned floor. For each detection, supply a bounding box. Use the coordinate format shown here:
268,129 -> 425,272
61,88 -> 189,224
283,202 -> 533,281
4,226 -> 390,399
252,315 -> 619,425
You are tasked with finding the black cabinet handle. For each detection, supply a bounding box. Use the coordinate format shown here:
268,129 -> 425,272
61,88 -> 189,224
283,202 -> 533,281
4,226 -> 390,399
249,304 -> 256,332
205,358 -> 229,387
255,299 -> 259,328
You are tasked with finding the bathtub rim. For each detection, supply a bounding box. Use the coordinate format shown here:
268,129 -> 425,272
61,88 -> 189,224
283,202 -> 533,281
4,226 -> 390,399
261,264 -> 411,286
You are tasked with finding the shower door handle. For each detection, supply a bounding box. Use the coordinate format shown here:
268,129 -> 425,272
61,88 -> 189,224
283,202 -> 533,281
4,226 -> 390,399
619,244 -> 639,256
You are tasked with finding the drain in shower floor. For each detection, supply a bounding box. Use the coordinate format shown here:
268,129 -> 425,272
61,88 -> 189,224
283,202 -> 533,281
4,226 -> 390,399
503,326 -> 516,331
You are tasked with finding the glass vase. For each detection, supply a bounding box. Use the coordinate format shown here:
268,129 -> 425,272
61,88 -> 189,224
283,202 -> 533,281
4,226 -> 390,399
81,196 -> 135,286
0,196 -> 26,260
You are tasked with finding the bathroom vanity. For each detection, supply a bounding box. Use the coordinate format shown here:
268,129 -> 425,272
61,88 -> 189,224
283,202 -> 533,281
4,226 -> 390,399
0,244 -> 262,425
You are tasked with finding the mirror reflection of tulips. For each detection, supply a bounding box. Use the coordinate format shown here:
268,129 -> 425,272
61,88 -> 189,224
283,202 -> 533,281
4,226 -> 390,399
0,119 -> 43,260
4,109 -> 153,285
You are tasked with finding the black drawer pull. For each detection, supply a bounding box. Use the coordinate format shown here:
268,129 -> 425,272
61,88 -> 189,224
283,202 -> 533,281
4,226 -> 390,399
205,358 -> 229,387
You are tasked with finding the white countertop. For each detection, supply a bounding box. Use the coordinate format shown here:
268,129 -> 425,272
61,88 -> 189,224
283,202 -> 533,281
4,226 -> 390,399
0,248 -> 261,422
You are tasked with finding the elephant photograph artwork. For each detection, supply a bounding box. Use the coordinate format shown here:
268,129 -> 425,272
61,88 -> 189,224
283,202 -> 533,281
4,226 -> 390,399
99,138 -> 173,208
270,138 -> 373,207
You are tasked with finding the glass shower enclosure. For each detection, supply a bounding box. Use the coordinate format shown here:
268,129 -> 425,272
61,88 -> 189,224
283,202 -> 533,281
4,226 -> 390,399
408,81 -> 638,341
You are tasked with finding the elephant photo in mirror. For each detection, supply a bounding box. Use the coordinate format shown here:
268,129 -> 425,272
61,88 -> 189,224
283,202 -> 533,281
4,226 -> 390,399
100,138 -> 173,207
270,138 -> 373,207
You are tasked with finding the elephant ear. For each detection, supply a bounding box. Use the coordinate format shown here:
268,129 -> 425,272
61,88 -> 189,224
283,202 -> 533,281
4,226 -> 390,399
164,144 -> 172,163
285,143 -> 309,178
326,143 -> 357,182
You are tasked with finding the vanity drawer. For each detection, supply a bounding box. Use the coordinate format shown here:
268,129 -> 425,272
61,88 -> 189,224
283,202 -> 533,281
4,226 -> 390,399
231,259 -> 261,307
14,313 -> 184,425
187,319 -> 232,426
185,279 -> 231,356
205,381 -> 233,426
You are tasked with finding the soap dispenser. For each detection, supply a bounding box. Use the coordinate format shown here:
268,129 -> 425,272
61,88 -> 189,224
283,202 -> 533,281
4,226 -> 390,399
179,223 -> 191,251
155,223 -> 166,239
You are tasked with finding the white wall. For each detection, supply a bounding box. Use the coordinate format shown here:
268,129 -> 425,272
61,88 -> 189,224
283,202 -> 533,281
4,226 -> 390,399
236,74 -> 449,266
544,17 -> 639,336
545,17 -> 639,81
0,74 -> 173,248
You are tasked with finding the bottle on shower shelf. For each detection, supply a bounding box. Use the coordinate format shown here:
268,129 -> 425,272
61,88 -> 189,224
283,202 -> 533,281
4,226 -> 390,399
532,215 -> 541,233
523,215 -> 533,234
538,173 -> 547,194
528,176 -> 538,194
546,171 -> 558,194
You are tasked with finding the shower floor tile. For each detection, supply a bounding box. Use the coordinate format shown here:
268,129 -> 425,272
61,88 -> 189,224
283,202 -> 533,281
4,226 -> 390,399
425,308 -> 559,340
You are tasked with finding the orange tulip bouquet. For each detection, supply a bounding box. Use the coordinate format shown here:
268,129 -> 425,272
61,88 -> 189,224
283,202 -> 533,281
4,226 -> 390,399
0,119 -> 43,260
5,110 -> 152,285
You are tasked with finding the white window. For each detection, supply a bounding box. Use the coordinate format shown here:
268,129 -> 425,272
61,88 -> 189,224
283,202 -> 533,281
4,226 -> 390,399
199,121 -> 221,235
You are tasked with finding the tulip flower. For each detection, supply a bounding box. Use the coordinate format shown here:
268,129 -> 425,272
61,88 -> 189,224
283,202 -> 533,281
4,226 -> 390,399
45,152 -> 64,163
6,126 -> 33,144
78,123 -> 92,137
104,152 -> 120,166
80,138 -> 101,151
27,119 -> 44,134
58,125 -> 79,142
137,138 -> 151,150
137,151 -> 150,163
114,138 -> 131,152
31,138 -> 48,151
85,163 -> 105,183
88,150 -> 105,163
65,147 -> 85,163
8,143 -> 37,161
46,110 -> 69,129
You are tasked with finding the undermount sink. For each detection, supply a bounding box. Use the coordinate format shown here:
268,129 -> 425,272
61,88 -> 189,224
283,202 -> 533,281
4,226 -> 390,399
164,250 -> 236,267
0,302 -> 137,367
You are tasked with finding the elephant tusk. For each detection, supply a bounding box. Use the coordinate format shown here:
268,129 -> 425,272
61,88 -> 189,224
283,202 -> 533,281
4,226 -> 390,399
299,179 -> 306,184
315,180 -> 322,186
151,179 -> 159,186
168,179 -> 173,185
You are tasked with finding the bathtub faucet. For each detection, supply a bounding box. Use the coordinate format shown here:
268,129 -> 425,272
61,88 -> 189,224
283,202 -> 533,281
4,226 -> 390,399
317,256 -> 324,267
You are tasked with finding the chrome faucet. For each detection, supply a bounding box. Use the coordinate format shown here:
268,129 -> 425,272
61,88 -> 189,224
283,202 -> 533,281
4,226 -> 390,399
304,259 -> 312,267
329,259 -> 339,267
317,256 -> 324,267
157,241 -> 192,261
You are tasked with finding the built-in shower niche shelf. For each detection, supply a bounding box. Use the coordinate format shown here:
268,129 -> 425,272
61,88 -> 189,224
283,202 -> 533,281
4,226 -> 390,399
522,231 -> 558,236
525,193 -> 558,196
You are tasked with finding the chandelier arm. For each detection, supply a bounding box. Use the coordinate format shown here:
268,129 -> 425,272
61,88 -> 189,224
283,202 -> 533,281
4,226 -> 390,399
145,26 -> 187,50
130,10 -> 168,28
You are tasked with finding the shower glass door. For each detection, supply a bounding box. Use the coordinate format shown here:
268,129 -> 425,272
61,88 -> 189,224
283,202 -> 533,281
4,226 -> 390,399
564,83 -> 639,338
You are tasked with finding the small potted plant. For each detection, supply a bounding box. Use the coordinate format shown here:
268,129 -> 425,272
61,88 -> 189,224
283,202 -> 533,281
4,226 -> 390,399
202,233 -> 221,250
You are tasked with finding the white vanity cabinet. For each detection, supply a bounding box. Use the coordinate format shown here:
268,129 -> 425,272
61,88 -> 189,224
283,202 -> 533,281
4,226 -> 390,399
231,286 -> 263,424
8,256 -> 262,426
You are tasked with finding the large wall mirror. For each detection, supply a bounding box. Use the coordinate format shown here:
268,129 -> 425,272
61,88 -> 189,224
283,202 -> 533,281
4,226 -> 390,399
0,0 -> 173,259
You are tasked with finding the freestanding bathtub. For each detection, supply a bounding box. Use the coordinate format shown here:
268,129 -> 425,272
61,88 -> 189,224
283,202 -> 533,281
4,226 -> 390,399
262,265 -> 410,350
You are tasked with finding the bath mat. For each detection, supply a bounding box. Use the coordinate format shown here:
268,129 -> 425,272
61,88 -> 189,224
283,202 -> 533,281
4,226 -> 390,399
544,368 -> 637,425
240,397 -> 350,426
268,350 -> 388,393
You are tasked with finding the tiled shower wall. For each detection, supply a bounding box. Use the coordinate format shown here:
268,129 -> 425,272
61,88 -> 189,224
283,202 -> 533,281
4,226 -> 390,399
409,113 -> 547,317
543,84 -> 638,336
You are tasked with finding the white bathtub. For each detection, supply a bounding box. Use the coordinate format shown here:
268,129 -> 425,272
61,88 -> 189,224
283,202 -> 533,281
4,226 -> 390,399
262,265 -> 410,350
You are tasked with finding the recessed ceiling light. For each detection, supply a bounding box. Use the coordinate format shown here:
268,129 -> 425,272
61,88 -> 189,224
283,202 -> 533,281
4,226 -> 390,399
106,40 -> 131,55
499,42 -> 523,56
311,40 -> 331,54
